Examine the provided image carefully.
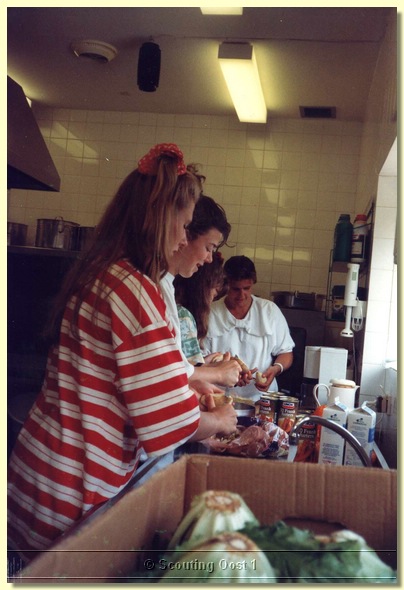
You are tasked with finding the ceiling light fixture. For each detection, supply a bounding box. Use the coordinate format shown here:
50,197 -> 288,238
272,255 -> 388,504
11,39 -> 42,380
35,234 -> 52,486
200,8 -> 243,15
218,42 -> 267,124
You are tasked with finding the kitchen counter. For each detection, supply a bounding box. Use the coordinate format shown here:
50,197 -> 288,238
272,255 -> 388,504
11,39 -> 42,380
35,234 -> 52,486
173,438 -> 388,468
173,440 -> 296,461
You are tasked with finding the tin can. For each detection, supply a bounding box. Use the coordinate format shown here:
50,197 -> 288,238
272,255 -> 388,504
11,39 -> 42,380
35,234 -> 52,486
277,396 -> 299,433
258,394 -> 279,423
294,421 -> 319,463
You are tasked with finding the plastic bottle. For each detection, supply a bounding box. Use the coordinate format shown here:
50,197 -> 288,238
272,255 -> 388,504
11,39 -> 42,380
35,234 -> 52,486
351,214 -> 369,263
333,214 -> 353,262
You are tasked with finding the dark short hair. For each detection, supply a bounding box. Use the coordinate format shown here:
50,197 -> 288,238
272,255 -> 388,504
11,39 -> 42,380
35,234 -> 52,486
186,195 -> 231,247
223,255 -> 257,283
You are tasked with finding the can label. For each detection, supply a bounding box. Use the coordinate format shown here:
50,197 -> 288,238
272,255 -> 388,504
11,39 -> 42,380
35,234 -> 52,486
277,396 -> 298,433
294,421 -> 319,463
259,395 -> 278,423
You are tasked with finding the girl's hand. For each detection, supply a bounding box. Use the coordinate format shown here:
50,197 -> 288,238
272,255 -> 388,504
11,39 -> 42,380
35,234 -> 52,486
211,403 -> 238,436
204,352 -> 225,364
236,367 -> 257,387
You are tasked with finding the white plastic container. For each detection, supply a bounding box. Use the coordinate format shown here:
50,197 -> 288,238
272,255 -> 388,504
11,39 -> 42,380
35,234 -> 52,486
318,400 -> 349,466
344,403 -> 376,466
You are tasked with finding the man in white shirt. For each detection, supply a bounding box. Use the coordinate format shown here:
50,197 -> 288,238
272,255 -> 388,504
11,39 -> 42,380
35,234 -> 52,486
204,256 -> 294,401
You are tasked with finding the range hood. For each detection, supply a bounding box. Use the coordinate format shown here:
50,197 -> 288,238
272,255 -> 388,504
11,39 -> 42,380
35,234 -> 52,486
8,76 -> 61,192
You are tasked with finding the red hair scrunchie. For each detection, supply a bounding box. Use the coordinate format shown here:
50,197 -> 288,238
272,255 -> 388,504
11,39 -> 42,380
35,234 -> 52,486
138,143 -> 187,176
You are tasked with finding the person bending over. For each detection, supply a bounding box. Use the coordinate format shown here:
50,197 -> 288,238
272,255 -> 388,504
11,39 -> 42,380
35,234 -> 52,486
7,144 -> 237,564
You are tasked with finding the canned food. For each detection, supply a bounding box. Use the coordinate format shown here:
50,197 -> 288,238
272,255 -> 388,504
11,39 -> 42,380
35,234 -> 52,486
294,421 -> 319,463
277,396 -> 299,433
258,394 -> 279,423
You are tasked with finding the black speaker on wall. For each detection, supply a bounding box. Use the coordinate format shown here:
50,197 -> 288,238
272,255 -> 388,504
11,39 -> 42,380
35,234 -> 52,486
137,42 -> 161,92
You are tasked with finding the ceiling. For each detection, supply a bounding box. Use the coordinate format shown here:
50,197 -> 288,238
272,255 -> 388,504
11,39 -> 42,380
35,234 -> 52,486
7,6 -> 394,121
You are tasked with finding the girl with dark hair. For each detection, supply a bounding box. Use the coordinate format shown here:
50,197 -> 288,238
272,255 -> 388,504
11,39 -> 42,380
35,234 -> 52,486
7,145 -> 237,563
174,251 -> 226,365
161,195 -> 241,388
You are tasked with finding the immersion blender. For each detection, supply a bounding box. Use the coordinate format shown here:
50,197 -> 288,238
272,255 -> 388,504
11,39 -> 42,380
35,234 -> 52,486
340,263 -> 360,338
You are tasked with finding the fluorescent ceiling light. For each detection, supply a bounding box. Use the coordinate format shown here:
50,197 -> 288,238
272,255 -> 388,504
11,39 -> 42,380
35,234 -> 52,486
200,8 -> 243,15
218,42 -> 267,124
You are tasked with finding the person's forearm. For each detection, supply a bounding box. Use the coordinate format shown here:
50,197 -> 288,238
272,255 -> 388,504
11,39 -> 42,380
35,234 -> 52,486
189,403 -> 238,441
272,352 -> 293,375
193,365 -> 218,383
193,364 -> 232,387
193,362 -> 240,388
255,352 -> 294,391
189,411 -> 222,441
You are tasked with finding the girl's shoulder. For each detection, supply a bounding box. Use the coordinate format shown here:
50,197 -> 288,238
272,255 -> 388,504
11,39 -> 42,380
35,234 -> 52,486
177,304 -> 195,320
105,259 -> 161,302
108,258 -> 153,283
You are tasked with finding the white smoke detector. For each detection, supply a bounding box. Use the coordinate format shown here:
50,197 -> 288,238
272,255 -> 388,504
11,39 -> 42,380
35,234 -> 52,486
71,40 -> 118,63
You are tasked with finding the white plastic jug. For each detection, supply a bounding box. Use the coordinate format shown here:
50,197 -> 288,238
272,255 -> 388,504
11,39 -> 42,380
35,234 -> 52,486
313,379 -> 358,409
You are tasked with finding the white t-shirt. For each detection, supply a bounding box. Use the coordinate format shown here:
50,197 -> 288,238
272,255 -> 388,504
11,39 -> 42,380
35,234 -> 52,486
204,295 -> 295,401
159,273 -> 195,379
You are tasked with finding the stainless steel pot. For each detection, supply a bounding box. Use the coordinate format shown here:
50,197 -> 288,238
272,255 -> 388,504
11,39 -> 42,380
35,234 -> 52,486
272,290 -> 325,311
7,222 -> 28,246
35,217 -> 80,250
76,226 -> 96,252
235,404 -> 257,428
234,402 -> 256,418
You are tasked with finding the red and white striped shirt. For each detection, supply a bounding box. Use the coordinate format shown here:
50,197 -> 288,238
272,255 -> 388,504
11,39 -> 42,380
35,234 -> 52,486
7,259 -> 200,560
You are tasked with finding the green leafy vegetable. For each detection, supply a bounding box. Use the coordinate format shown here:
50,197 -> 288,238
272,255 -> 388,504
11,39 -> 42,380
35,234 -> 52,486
240,521 -> 396,583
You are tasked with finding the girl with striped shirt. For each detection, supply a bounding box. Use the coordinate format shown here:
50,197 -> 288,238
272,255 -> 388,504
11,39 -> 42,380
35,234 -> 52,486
7,144 -> 237,564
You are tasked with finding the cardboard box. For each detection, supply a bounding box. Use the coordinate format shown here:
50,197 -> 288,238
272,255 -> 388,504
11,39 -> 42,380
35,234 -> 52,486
344,404 -> 377,467
318,402 -> 349,466
17,455 -> 396,583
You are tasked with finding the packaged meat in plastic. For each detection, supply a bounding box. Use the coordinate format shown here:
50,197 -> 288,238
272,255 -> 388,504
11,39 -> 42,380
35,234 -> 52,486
203,421 -> 289,459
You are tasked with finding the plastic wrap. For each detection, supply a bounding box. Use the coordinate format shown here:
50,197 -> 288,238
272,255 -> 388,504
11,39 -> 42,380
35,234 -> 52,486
203,421 -> 289,459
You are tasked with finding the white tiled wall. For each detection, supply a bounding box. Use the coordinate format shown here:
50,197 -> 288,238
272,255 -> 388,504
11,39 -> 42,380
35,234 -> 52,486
353,9 -> 397,467
8,112 -> 363,302
354,7 -> 397,408
360,163 -> 397,401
